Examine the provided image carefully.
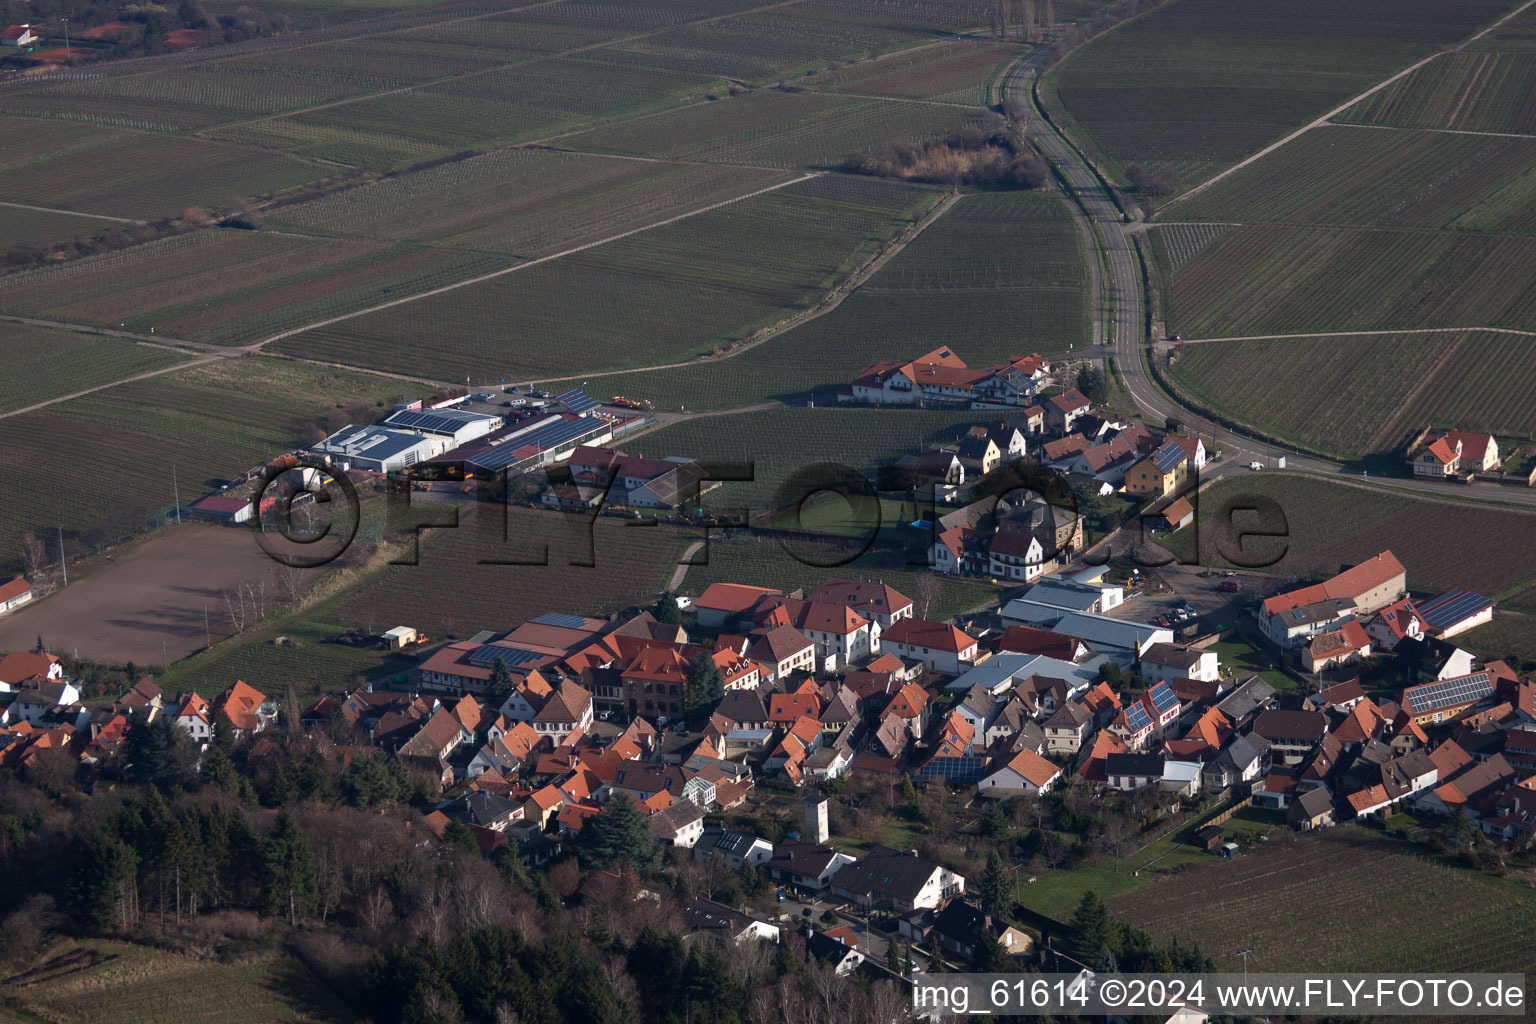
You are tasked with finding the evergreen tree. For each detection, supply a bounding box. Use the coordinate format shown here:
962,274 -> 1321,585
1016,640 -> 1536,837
980,802 -> 1009,838
686,651 -> 725,711
127,711 -> 181,790
261,811 -> 318,923
901,772 -> 918,803
971,928 -> 1013,972
1067,891 -> 1116,966
626,926 -> 687,1021
579,793 -> 660,870
653,592 -> 683,625
978,851 -> 1013,923
443,820 -> 480,855
925,929 -> 945,973
70,830 -> 139,933
1076,365 -> 1109,404
33,635 -> 45,654
488,660 -> 515,710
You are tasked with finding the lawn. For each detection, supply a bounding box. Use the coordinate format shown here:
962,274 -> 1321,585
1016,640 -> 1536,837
1157,473 -> 1536,601
1111,827 -> 1536,973
538,188 -> 1092,410
0,357 -> 411,563
273,175 -> 938,381
1205,636 -> 1294,691
1042,0 -> 1519,191
1167,330 -> 1536,459
0,323 -> 192,413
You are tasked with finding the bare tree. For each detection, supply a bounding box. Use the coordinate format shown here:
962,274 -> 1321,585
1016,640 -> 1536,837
911,572 -> 941,620
222,588 -> 248,633
18,533 -> 46,577
361,885 -> 391,938
275,564 -> 309,605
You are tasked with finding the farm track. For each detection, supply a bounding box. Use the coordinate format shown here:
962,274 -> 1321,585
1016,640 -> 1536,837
0,353 -> 220,421
0,200 -> 141,223
1177,326 -> 1536,344
527,189 -> 964,384
204,0 -> 824,134
1165,0 -> 1536,210
1324,119 -> 1536,141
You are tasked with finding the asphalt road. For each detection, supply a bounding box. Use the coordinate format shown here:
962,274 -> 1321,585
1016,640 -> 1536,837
1005,58 -> 1536,514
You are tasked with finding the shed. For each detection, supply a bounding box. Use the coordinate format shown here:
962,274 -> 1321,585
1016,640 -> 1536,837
381,626 -> 419,649
1193,824 -> 1224,851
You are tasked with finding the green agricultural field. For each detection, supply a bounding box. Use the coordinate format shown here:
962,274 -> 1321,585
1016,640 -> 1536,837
1167,330 -> 1536,458
1158,473 -> 1536,600
1,941 -> 350,1024
0,131 -> 334,220
0,323 -> 192,413
261,147 -> 795,256
0,358 -> 411,558
562,86 -> 1002,169
273,174 -> 936,380
1113,829 -> 1536,974
804,40 -> 1020,104
1042,0 -> 1519,190
540,188 -> 1091,409
221,58 -> 734,170
630,405 -> 1011,513
1168,125 -> 1536,232
0,117 -> 133,172
0,205 -> 127,253
1163,224 -> 1536,338
1460,613 -> 1536,669
0,228 -> 516,347
321,507 -> 692,640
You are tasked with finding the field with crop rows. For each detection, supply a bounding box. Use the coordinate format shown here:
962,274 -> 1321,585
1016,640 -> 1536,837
0,133 -> 332,220
563,87 -> 1000,168
1157,473 -> 1536,599
1164,224 -> 1536,337
0,324 -> 192,413
1146,222 -> 1231,279
262,147 -> 793,255
220,58 -> 732,169
632,405 -> 1009,512
0,205 -> 126,253
1043,0 -> 1517,190
1169,125 -> 1536,232
1168,330 -> 1536,458
273,174 -> 935,380
1,941 -> 350,1024
1460,613 -> 1536,668
321,507 -> 691,639
804,40 -> 1018,104
0,358 -> 409,558
540,188 -> 1090,409
1340,52 -> 1536,134
1113,829 -> 1536,975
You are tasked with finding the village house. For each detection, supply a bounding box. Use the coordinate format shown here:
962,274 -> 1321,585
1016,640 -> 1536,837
843,347 -> 1048,408
1303,620 -> 1373,674
767,840 -> 858,892
1366,599 -> 1427,650
831,846 -> 966,912
878,619 -> 980,674
1415,589 -> 1496,639
1259,551 -> 1407,648
1046,390 -> 1093,433
693,583 -> 783,630
807,578 -> 913,630
695,828 -> 774,869
978,746 -> 1062,795
1140,642 -> 1219,682
683,898 -> 781,945
0,577 -> 36,617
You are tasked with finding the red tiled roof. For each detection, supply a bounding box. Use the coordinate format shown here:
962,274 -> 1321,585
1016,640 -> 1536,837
1424,437 -> 1459,465
1264,551 -> 1405,616
696,583 -> 782,613
882,618 -> 976,654
0,577 -> 34,604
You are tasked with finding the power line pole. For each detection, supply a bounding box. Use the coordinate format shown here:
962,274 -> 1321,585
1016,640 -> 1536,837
1237,948 -> 1253,979
57,526 -> 67,587
172,465 -> 182,523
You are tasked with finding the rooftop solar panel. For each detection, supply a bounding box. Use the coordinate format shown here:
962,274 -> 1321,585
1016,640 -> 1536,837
1147,682 -> 1179,713
1404,672 -> 1492,712
1416,590 -> 1492,629
1122,703 -> 1152,731
467,644 -> 542,668
532,612 -> 589,629
557,389 -> 599,414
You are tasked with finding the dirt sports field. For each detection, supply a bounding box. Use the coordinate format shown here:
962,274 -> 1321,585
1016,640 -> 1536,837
0,523 -> 304,666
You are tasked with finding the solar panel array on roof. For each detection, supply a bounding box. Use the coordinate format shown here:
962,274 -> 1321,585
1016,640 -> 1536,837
916,756 -> 985,784
1416,590 -> 1492,629
468,418 -> 604,470
557,389 -> 599,415
532,612 -> 589,630
1150,442 -> 1185,473
386,408 -> 488,435
1404,672 -> 1492,713
1121,702 -> 1152,732
467,644 -> 542,668
1146,681 -> 1179,715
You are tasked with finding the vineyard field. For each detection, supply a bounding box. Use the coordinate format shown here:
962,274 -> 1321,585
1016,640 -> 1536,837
0,324 -> 192,413
0,134 -> 331,220
262,148 -> 794,256
1460,613 -> 1536,667
272,175 -> 936,380
538,189 -> 1091,409
1340,51 -> 1536,134
1157,473 -> 1536,600
0,206 -> 125,254
1165,224 -> 1536,337
0,358 -> 409,559
0,116 -> 130,172
219,58 -> 732,169
804,40 -> 1019,104
1113,829 -> 1536,975
1043,0 -> 1517,190
562,87 -> 1001,168
1168,330 -> 1536,458
1169,125 -> 1536,232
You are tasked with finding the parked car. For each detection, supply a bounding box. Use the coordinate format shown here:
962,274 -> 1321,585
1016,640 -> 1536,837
508,397 -> 526,407
1248,461 -> 1265,470
1217,580 -> 1243,593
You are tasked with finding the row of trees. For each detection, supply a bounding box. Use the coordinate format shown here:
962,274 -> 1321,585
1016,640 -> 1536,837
844,129 -> 1049,190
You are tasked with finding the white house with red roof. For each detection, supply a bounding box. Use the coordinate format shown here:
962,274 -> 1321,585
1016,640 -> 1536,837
808,577 -> 913,630
531,680 -> 592,743
693,583 -> 782,629
0,577 -> 35,617
1259,551 -> 1406,647
1366,598 -> 1427,651
879,618 -> 981,674
1426,429 -> 1499,473
1412,436 -> 1462,478
978,746 -> 1062,794
2,24 -> 38,46
777,598 -> 878,670
1303,620 -> 1372,674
